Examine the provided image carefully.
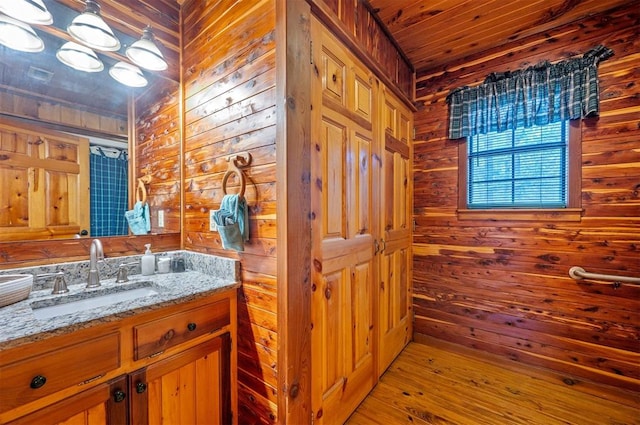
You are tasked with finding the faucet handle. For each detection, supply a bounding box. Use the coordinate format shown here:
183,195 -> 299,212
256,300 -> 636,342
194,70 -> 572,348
37,272 -> 68,294
116,264 -> 129,283
52,273 -> 69,294
115,262 -> 137,283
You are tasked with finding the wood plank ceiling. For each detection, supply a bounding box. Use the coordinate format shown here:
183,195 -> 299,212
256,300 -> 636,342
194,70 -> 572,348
366,0 -> 635,74
3,0 -> 631,119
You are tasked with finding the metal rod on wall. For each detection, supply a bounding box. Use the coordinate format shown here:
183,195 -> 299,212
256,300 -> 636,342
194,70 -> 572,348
569,267 -> 640,285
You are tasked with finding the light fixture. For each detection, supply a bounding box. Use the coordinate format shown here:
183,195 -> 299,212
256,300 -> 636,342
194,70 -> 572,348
56,41 -> 104,72
0,14 -> 44,52
126,26 -> 168,71
109,61 -> 147,87
0,0 -> 52,25
68,0 -> 120,52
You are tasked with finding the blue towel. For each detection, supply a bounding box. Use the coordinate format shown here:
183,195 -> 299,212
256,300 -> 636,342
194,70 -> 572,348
125,201 -> 150,235
213,194 -> 249,251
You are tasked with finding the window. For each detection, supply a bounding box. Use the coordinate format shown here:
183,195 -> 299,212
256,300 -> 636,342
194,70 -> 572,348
458,120 -> 581,220
468,121 -> 567,208
446,47 -> 611,221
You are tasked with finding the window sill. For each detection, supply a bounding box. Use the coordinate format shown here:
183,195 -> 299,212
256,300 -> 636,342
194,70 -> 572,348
457,208 -> 583,222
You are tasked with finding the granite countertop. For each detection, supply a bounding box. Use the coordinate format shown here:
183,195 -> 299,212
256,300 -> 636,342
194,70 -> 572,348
0,254 -> 240,350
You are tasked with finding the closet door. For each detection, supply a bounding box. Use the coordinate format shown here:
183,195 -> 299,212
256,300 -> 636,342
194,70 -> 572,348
310,18 -> 378,425
378,86 -> 413,375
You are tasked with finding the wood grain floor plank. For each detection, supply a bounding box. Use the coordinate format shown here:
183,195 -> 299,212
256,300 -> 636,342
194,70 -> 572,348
347,342 -> 640,425
395,347 -> 635,424
347,395 -> 435,425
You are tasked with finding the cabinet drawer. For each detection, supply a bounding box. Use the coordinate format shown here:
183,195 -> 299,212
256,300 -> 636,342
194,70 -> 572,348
134,298 -> 230,360
0,332 -> 120,412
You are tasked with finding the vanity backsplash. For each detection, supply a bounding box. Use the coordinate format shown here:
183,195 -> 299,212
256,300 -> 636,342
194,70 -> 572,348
0,250 -> 239,291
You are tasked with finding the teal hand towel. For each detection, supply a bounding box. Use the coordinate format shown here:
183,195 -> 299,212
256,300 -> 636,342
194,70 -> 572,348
212,194 -> 249,251
125,201 -> 150,235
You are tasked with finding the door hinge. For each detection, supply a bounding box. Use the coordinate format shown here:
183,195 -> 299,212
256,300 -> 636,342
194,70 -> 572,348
413,218 -> 416,232
310,40 -> 313,64
413,126 -> 416,140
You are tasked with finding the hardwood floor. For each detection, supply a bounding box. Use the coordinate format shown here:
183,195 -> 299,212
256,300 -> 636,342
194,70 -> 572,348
347,338 -> 640,425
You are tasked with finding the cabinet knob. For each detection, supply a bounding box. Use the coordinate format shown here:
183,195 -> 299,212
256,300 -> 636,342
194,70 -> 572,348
30,375 -> 47,389
187,322 -> 197,331
113,390 -> 126,403
136,382 -> 147,394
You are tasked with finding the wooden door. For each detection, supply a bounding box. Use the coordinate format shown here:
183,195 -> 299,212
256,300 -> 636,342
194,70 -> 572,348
129,335 -> 231,425
377,86 -> 413,375
0,119 -> 90,241
7,376 -> 128,425
310,18 -> 378,425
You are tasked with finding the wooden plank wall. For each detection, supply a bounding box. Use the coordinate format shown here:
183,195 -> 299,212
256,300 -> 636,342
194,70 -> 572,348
311,0 -> 414,100
180,0 -> 279,423
412,2 -> 639,395
0,90 -> 127,136
135,79 -> 182,235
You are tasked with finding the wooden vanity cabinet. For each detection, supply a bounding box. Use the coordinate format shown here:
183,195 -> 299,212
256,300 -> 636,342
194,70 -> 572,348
0,289 -> 237,425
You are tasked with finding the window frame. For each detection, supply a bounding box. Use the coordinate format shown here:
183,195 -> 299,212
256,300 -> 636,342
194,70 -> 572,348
457,119 -> 582,222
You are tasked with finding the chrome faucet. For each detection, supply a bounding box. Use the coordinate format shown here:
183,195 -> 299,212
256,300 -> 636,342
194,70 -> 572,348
87,238 -> 104,288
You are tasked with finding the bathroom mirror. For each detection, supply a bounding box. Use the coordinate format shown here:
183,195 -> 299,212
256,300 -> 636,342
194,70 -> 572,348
0,0 -> 180,243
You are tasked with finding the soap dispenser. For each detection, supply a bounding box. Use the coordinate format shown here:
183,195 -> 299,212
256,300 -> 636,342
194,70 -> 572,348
141,244 -> 155,275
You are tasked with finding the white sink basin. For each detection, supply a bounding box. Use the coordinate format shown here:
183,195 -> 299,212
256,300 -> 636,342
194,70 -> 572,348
0,274 -> 33,308
31,283 -> 159,320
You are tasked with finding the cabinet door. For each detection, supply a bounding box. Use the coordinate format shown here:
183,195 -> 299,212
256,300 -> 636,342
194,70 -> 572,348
0,119 -> 89,241
378,87 -> 413,375
310,18 -> 377,425
8,376 -> 128,425
129,334 -> 231,425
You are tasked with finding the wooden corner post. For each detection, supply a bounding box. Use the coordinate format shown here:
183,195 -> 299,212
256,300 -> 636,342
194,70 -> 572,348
276,0 -> 312,423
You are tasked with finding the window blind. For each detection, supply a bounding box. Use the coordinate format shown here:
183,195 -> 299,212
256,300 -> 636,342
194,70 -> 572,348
467,121 -> 568,208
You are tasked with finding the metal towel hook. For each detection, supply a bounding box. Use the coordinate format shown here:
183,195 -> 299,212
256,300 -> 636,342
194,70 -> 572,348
222,152 -> 251,199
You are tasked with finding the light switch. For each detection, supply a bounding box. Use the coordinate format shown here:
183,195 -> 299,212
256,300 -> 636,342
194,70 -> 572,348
158,210 -> 165,228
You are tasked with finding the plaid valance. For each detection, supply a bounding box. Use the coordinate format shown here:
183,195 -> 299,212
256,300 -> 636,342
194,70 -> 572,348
445,45 -> 614,139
